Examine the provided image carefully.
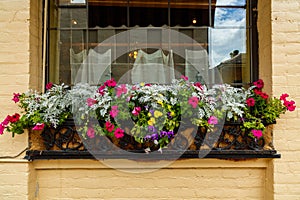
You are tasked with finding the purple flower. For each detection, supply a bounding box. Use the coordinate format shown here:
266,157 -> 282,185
144,135 -> 152,140
148,126 -> 157,133
12,93 -> 20,103
160,131 -> 168,137
167,130 -> 174,138
151,133 -> 158,141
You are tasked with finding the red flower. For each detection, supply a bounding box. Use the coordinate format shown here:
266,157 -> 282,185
132,106 -> 141,116
253,79 -> 264,89
104,79 -> 116,87
0,124 -> 5,135
246,98 -> 255,107
280,93 -> 289,101
260,92 -> 269,99
2,115 -> 12,126
12,93 -> 20,103
114,128 -> 124,139
284,100 -> 296,111
194,82 -> 203,90
98,85 -> 106,95
105,121 -> 115,132
46,82 -> 53,90
10,113 -> 20,123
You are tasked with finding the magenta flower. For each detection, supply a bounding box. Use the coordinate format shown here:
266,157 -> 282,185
12,93 -> 20,103
181,75 -> 188,81
32,123 -> 45,131
2,115 -> 12,126
284,100 -> 296,111
0,124 -> 5,135
114,128 -> 124,139
105,121 -> 115,132
116,84 -> 127,97
246,98 -> 255,107
132,106 -> 141,116
280,93 -> 289,101
188,96 -> 199,108
110,105 -> 119,118
46,82 -> 53,90
86,98 -> 97,107
98,85 -> 106,95
87,127 -> 95,138
104,78 -> 117,87
194,82 -> 203,90
253,79 -> 264,89
251,129 -> 263,138
208,116 -> 218,125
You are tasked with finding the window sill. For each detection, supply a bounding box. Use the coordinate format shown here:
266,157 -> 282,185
25,149 -> 280,160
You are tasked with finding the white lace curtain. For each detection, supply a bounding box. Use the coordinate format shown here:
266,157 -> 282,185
71,48 -> 112,85
185,49 -> 208,83
131,49 -> 175,84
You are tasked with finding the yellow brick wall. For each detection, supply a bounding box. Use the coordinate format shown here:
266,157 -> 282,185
271,1 -> 300,200
0,0 -> 300,199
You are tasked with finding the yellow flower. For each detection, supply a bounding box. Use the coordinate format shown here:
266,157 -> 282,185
140,82 -> 145,87
148,117 -> 156,126
157,100 -> 163,106
170,111 -> 175,117
154,110 -> 163,118
148,112 -> 152,117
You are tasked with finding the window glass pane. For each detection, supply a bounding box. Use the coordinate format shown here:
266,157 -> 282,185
216,0 -> 246,6
170,0 -> 210,27
129,0 -> 168,27
214,8 -> 246,28
59,8 -> 87,28
209,27 -> 250,86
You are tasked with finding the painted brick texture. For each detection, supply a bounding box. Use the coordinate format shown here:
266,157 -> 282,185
271,0 -> 300,200
0,0 -> 299,199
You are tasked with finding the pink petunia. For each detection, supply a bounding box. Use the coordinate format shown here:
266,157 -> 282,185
86,98 -> 97,107
46,82 -> 53,90
188,96 -> 199,108
284,100 -> 296,111
87,127 -> 95,138
116,84 -> 127,97
251,129 -> 263,138
132,106 -> 141,116
208,116 -> 218,125
0,124 -> 5,135
253,79 -> 264,89
110,105 -> 119,118
114,128 -> 124,139
104,79 -> 117,87
181,75 -> 188,81
12,93 -> 20,103
32,123 -> 45,131
280,93 -> 289,101
98,85 -> 106,95
105,121 -> 115,132
2,115 -> 12,126
246,98 -> 255,107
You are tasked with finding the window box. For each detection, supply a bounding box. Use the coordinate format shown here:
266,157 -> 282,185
1,78 -> 294,160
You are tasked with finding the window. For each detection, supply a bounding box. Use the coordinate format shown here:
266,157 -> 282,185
46,0 -> 258,87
